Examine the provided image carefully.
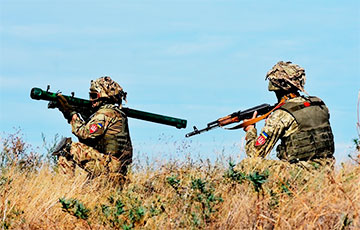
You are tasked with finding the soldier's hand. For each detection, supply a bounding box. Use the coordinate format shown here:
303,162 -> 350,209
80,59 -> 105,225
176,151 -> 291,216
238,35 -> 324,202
243,111 -> 257,132
57,94 -> 76,123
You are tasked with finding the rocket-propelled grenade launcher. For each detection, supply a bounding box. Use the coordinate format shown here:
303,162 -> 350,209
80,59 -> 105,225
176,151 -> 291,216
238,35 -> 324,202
30,87 -> 187,129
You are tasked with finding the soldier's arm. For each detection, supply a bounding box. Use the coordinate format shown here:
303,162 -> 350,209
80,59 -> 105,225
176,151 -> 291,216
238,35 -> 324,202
70,111 -> 108,140
245,109 -> 296,158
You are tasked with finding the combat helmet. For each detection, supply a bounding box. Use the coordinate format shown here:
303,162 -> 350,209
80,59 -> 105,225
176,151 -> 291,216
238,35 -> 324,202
90,76 -> 127,105
266,61 -> 306,93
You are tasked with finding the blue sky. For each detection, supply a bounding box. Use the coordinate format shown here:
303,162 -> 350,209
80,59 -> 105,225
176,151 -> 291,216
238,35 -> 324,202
0,0 -> 359,164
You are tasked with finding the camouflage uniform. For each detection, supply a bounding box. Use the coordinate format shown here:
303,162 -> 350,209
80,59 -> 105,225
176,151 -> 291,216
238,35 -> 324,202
56,77 -> 132,179
245,96 -> 335,168
245,98 -> 300,158
244,61 -> 335,170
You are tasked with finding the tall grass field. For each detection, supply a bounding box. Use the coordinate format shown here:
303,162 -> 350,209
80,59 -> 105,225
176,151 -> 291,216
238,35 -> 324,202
0,129 -> 359,229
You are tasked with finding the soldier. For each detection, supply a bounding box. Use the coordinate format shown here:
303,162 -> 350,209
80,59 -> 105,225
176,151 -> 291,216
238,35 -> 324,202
52,76 -> 133,180
242,61 -> 335,169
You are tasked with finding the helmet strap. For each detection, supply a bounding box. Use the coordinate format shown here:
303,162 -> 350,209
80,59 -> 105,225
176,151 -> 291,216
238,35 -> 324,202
283,92 -> 299,100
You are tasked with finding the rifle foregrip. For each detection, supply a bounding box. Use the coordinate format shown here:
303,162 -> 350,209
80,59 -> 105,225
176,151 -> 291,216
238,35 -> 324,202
218,117 -> 240,126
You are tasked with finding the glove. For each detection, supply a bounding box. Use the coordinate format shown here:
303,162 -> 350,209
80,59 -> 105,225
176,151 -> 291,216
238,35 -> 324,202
57,94 -> 76,123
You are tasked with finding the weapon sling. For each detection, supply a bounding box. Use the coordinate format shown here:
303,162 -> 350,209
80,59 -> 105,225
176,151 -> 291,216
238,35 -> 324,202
223,96 -> 291,130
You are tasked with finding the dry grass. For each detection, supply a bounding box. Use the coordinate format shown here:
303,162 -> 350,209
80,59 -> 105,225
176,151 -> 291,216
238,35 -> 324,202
0,130 -> 359,229
0,157 -> 359,230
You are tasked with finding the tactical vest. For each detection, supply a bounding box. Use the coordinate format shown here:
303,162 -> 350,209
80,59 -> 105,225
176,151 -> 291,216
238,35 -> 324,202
94,105 -> 133,162
276,96 -> 334,163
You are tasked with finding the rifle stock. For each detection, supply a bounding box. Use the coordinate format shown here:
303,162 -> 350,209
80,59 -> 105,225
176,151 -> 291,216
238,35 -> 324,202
30,87 -> 187,129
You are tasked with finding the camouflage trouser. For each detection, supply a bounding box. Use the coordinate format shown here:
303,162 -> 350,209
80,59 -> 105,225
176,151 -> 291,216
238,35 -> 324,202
58,142 -> 130,179
294,157 -> 335,172
236,157 -> 334,172
235,157 -> 335,186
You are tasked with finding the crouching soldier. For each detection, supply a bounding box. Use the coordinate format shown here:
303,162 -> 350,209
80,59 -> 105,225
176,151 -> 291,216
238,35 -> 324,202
52,76 -> 133,181
242,61 -> 335,171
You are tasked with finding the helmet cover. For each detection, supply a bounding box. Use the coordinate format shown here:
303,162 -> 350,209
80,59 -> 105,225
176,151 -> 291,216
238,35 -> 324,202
90,76 -> 127,104
265,61 -> 306,92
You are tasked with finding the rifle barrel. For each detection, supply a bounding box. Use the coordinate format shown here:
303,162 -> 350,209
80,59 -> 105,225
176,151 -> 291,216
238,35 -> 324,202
185,121 -> 219,137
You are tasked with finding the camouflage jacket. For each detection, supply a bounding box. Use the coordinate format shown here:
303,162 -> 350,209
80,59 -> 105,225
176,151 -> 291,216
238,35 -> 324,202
245,96 -> 334,162
70,104 -> 133,159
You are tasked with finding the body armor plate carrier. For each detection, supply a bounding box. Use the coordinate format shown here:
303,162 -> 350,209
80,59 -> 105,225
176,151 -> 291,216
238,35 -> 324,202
93,105 -> 133,166
276,96 -> 334,163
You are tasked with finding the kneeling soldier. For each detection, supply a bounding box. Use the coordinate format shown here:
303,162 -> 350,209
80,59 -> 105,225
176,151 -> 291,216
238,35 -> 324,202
53,76 -> 133,181
243,61 -> 335,169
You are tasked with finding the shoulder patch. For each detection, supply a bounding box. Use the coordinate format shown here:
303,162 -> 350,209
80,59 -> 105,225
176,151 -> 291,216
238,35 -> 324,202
255,131 -> 269,147
89,123 -> 103,134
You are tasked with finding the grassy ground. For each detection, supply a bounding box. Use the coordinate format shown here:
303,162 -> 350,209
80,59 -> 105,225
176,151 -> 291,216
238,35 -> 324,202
0,131 -> 359,229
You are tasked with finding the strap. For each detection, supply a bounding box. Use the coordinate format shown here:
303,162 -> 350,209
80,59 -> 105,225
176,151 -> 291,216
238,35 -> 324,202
284,100 -> 325,114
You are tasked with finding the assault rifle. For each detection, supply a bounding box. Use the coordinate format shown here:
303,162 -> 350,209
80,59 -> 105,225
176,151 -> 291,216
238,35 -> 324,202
185,103 -> 275,137
30,87 -> 187,129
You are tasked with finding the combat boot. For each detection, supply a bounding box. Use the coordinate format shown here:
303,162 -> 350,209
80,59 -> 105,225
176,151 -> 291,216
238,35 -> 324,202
52,137 -> 72,157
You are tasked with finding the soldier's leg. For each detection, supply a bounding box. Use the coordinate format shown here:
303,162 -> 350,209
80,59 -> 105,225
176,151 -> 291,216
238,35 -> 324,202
57,156 -> 76,176
70,142 -> 125,178
296,157 -> 335,174
106,151 -> 131,183
236,157 -> 289,173
52,137 -> 75,176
